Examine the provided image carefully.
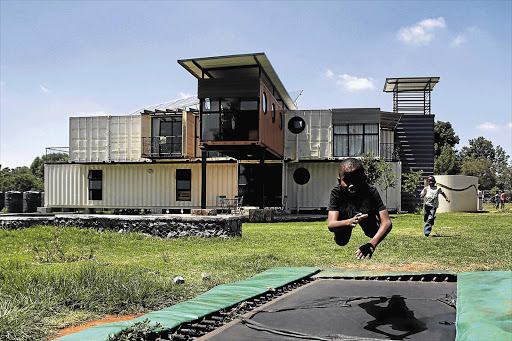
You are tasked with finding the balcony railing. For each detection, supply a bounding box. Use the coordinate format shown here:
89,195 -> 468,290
44,147 -> 70,163
142,136 -> 182,158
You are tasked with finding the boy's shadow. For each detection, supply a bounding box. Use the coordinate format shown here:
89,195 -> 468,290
359,295 -> 427,340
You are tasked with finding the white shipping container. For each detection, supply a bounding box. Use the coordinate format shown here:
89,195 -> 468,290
45,162 -> 238,209
285,161 -> 401,211
284,110 -> 332,160
69,115 -> 145,163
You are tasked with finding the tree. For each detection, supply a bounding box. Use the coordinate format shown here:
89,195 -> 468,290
461,157 -> 496,190
0,167 -> 43,192
435,144 -> 460,175
361,153 -> 398,188
434,121 -> 459,157
361,153 -> 398,206
460,136 -> 496,161
30,153 -> 69,179
459,137 -> 510,190
401,169 -> 424,195
1,153 -> 68,192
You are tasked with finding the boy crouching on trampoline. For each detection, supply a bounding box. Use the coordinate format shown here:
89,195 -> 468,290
327,158 -> 392,260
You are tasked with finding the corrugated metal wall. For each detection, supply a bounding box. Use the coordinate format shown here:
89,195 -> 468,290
395,114 -> 435,210
284,110 -> 332,160
69,115 -> 144,163
284,161 -> 401,211
45,162 -> 237,209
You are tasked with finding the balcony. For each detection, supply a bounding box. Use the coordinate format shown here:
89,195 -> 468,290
142,136 -> 182,158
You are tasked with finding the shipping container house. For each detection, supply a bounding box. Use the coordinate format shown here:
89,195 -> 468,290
44,53 -> 438,213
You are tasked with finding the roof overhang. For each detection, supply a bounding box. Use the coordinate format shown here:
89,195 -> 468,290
178,53 -> 296,110
383,77 -> 440,92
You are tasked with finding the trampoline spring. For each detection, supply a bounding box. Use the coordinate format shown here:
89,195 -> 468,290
201,319 -> 218,325
171,335 -> 189,341
420,277 -> 426,281
179,329 -> 196,335
190,323 -> 211,331
210,316 -> 224,321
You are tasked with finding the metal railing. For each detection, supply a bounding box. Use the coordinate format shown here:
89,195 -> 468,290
45,147 -> 69,162
141,136 -> 182,158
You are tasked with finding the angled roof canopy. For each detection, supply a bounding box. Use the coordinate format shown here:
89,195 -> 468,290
178,53 -> 297,110
383,77 -> 440,92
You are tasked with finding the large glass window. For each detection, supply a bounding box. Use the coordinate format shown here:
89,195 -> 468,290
88,170 -> 102,200
155,117 -> 182,156
333,123 -> 379,157
176,169 -> 191,201
200,97 -> 258,141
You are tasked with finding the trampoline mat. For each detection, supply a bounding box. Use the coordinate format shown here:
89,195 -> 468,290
199,279 -> 457,341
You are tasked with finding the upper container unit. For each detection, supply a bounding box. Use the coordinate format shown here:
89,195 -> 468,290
69,115 -> 146,163
179,53 -> 297,160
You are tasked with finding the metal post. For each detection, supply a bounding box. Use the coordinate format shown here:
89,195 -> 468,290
201,149 -> 207,209
259,149 -> 266,209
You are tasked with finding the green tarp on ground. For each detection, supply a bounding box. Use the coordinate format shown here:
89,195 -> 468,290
53,267 -> 319,341
456,271 -> 512,341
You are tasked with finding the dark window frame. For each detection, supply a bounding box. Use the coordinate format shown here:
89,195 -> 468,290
200,96 -> 259,142
333,123 -> 379,157
88,170 -> 103,200
176,169 -> 192,201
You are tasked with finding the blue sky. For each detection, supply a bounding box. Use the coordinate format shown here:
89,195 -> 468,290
1,0 -> 511,168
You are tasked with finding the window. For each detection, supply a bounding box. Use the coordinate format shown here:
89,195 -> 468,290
176,169 -> 191,201
262,93 -> 267,115
156,117 -> 182,156
288,116 -> 306,134
333,123 -> 379,157
200,97 -> 258,141
271,103 -> 275,123
88,170 -> 102,200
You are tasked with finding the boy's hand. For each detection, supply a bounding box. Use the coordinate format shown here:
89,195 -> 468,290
350,213 -> 369,228
356,243 -> 375,260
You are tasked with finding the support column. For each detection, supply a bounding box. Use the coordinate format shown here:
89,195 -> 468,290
258,148 -> 266,209
201,149 -> 207,209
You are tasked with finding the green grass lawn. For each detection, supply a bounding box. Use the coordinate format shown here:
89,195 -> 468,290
1,210 -> 511,341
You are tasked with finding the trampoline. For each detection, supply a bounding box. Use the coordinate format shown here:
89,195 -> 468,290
200,279 -> 456,340
54,268 -> 511,341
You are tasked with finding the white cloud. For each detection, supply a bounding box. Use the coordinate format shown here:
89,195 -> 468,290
325,69 -> 334,79
40,85 -> 50,93
450,34 -> 467,47
336,74 -> 375,91
398,17 -> 446,45
508,122 -> 512,128
477,122 -> 498,130
179,92 -> 194,99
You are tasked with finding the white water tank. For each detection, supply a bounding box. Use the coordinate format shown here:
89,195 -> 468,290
434,175 -> 479,213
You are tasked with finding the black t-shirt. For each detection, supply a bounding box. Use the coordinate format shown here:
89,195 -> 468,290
328,184 -> 386,229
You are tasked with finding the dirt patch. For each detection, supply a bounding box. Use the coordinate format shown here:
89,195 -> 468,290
49,313 -> 146,340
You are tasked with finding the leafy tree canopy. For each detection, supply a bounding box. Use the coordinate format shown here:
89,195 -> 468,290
361,153 -> 398,188
434,121 -> 459,157
1,152 -> 68,192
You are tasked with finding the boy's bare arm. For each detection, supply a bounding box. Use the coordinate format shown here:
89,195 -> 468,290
328,211 -> 368,231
